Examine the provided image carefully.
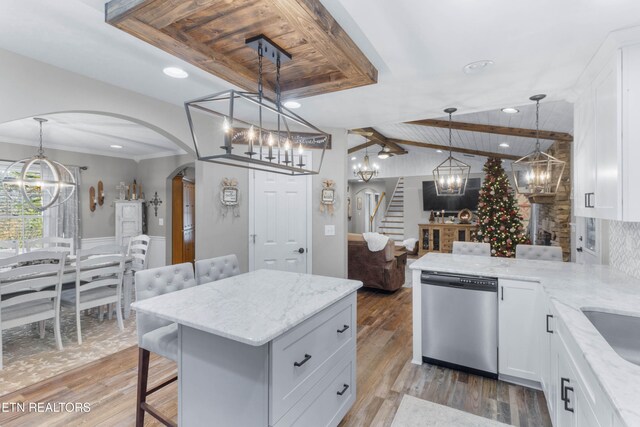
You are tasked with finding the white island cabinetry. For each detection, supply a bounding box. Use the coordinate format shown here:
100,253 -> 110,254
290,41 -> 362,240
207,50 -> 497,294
132,270 -> 362,427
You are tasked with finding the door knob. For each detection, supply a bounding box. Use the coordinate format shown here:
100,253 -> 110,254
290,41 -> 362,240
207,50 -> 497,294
576,247 -> 583,252
295,248 -> 305,254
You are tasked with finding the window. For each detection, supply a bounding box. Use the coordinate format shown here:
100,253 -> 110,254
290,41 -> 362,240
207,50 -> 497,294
0,160 -> 44,246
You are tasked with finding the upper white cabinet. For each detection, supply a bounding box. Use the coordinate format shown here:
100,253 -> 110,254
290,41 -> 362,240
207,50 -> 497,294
573,37 -> 640,221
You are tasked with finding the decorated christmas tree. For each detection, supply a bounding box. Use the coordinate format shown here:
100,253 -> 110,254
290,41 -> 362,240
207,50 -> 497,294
476,157 -> 529,257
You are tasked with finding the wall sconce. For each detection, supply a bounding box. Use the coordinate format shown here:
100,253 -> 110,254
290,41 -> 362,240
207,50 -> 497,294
98,180 -> 105,206
89,181 -> 106,212
149,191 -> 163,217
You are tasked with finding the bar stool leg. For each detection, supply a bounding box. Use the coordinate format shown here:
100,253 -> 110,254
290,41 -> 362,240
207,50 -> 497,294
136,348 -> 150,427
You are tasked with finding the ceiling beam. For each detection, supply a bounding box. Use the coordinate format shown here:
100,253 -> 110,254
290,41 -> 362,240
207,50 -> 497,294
405,119 -> 573,142
350,127 -> 408,155
348,140 -> 378,154
386,138 -> 522,161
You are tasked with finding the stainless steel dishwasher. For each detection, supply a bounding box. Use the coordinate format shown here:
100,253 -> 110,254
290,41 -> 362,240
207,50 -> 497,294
421,271 -> 498,378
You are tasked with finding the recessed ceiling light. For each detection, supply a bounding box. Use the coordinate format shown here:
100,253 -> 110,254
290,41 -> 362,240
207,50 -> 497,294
463,60 -> 494,75
163,67 -> 189,79
283,100 -> 301,109
436,149 -> 443,153
351,156 -> 357,160
499,142 -> 510,148
501,107 -> 519,114
110,144 -> 123,149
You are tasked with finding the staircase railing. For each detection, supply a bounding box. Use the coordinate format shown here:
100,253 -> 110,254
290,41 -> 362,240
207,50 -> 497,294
382,177 -> 404,219
369,192 -> 386,231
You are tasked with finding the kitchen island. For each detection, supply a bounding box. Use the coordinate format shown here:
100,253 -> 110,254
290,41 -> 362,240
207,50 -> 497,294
410,253 -> 640,427
131,269 -> 362,427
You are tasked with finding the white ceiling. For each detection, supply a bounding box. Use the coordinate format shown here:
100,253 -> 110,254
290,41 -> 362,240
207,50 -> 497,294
0,0 -> 638,132
365,99 -> 574,157
0,113 -> 186,161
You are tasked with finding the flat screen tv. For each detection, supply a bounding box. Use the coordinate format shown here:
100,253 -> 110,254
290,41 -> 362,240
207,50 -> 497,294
422,178 -> 481,212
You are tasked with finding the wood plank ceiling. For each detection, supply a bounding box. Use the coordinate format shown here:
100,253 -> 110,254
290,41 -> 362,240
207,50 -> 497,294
105,0 -> 378,98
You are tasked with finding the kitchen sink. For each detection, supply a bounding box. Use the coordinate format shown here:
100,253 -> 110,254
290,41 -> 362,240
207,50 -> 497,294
582,310 -> 640,367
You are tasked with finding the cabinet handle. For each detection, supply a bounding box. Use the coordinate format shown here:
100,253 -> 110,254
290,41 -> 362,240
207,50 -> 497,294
584,193 -> 589,208
546,314 -> 554,334
337,324 -> 350,333
560,377 -> 570,400
293,354 -> 312,367
501,286 -> 504,301
337,384 -> 350,396
564,386 -> 575,413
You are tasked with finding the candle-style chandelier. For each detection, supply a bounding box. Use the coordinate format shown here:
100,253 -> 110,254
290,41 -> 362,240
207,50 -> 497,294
1,118 -> 76,211
353,145 -> 379,182
511,94 -> 566,196
185,35 -> 329,175
433,108 -> 470,196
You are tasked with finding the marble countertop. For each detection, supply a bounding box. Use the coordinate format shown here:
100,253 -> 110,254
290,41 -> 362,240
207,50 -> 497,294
411,253 -> 640,426
131,269 -> 362,347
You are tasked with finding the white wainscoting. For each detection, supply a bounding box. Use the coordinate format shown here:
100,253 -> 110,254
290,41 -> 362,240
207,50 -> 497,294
80,235 -> 166,269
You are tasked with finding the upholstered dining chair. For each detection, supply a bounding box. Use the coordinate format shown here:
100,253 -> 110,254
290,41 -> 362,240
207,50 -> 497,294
0,240 -> 19,259
452,241 -> 492,256
60,244 -> 125,344
134,262 -> 196,427
516,244 -> 563,262
25,237 -> 75,256
194,254 -> 240,285
0,251 -> 66,369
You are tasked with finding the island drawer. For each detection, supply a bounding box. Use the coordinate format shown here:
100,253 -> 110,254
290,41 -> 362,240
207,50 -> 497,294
272,351 -> 355,427
270,293 -> 356,424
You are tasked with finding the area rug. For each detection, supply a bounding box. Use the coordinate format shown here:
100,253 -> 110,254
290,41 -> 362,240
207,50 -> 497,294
392,395 -> 512,427
0,306 -> 137,396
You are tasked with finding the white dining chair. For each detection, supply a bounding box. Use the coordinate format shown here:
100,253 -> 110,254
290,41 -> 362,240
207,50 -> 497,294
0,251 -> 66,369
0,240 -> 19,259
516,244 -> 563,261
60,244 -> 125,344
452,241 -> 492,256
26,237 -> 75,256
128,234 -> 151,273
194,254 -> 240,285
134,263 -> 196,426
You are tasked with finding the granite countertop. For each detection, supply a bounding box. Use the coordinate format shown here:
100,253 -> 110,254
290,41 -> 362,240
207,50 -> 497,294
411,253 -> 640,426
131,269 -> 362,347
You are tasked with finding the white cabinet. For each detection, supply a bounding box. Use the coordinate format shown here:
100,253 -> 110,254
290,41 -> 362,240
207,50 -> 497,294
573,40 -> 640,221
115,200 -> 144,248
540,296 -> 557,425
498,279 -> 540,383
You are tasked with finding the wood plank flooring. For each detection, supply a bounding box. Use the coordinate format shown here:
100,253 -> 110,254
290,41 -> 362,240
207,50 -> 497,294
0,287 -> 551,427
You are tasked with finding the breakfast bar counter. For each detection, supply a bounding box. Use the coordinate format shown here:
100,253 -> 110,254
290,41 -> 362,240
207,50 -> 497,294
132,269 -> 362,426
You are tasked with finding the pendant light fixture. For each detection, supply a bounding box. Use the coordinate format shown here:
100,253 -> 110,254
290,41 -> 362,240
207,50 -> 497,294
433,108 -> 470,196
1,118 -> 76,211
511,94 -> 566,196
353,146 -> 379,182
377,144 -> 393,160
185,35 -> 329,175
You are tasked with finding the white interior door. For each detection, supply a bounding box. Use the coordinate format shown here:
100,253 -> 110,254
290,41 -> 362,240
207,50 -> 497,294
250,158 -> 311,273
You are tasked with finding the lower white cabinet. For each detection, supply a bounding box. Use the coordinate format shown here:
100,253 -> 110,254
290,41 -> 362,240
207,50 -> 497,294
498,279 -> 540,382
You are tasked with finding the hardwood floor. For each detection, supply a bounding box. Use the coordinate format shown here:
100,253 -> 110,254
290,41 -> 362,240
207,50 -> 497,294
0,287 -> 551,427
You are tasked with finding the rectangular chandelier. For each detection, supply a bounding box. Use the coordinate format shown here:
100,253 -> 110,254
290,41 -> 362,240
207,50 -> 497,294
184,36 -> 330,175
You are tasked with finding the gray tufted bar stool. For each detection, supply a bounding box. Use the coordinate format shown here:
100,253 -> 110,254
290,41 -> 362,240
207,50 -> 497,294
134,262 -> 196,427
516,244 -> 563,261
452,241 -> 492,256
195,254 -> 240,285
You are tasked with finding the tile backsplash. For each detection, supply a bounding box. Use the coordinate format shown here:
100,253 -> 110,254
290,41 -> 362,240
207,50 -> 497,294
609,221 -> 640,279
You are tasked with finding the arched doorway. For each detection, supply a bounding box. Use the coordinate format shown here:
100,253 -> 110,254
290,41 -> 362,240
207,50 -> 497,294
166,164 -> 196,264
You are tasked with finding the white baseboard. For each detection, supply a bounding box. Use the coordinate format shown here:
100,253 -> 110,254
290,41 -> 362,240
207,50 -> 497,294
80,237 -> 116,249
81,235 -> 166,269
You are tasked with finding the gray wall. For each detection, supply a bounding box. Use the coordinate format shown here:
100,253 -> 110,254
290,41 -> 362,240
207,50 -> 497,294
0,141 -> 137,238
